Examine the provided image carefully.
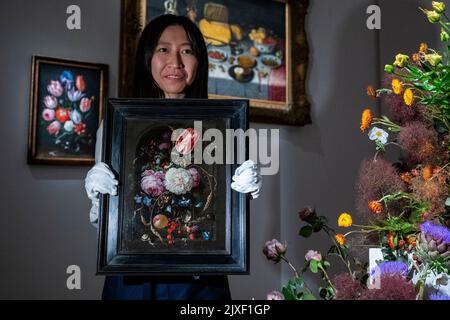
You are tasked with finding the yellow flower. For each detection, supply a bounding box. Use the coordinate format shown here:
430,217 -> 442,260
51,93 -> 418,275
425,53 -> 442,66
419,42 -> 428,53
335,234 -> 346,246
393,54 -> 409,68
368,201 -> 383,214
391,78 -> 403,95
432,1 -> 446,14
423,9 -> 441,23
403,88 -> 414,106
338,212 -> 353,227
360,108 -> 373,133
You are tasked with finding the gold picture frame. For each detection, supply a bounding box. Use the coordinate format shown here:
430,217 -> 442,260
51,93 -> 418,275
119,0 -> 310,126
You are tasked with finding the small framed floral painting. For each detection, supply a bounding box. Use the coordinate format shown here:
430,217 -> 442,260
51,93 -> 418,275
97,98 -> 249,275
27,56 -> 108,165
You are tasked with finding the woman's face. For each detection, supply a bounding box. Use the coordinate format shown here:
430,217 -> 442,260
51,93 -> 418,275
151,25 -> 199,98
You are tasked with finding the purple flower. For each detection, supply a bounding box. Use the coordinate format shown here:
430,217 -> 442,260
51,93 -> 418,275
263,239 -> 287,263
43,95 -> 57,109
158,142 -> 171,151
420,221 -> 450,244
266,291 -> 284,300
188,167 -> 201,188
305,250 -> 322,262
371,261 -> 409,277
67,88 -> 85,102
298,206 -> 316,223
141,170 -> 166,197
430,292 -> 450,300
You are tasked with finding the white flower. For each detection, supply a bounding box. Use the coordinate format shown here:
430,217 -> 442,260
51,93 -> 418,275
305,250 -> 322,262
165,167 -> 193,195
43,95 -> 57,109
432,273 -> 449,289
231,160 -> 262,199
368,127 -> 389,144
64,120 -> 74,132
67,88 -> 85,102
70,110 -> 82,124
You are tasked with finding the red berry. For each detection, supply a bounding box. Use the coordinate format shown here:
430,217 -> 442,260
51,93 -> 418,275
167,234 -> 172,239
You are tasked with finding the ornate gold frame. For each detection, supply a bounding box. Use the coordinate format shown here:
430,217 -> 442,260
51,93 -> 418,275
119,0 -> 310,126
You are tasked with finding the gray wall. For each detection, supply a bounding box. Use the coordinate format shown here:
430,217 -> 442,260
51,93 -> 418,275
0,0 -> 447,299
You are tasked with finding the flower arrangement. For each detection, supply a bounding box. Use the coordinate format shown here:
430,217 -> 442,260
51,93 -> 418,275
41,70 -> 95,153
132,126 -> 218,248
264,1 -> 450,300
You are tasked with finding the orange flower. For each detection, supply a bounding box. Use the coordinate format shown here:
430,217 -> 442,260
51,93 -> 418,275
412,53 -> 420,64
368,200 -> 383,214
403,88 -> 414,106
423,165 -> 434,181
335,233 -> 346,246
76,75 -> 86,92
392,78 -> 403,94
367,85 -> 377,100
419,42 -> 428,53
400,172 -> 413,184
407,235 -> 417,246
338,212 -> 353,227
360,108 -> 373,132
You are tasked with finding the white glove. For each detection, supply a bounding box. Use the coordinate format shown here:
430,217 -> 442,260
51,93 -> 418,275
231,160 -> 262,199
85,162 -> 119,225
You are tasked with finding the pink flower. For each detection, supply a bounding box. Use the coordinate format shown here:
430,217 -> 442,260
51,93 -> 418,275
267,291 -> 284,300
175,128 -> 200,155
42,109 -> 55,121
305,250 -> 322,262
47,80 -> 63,97
43,95 -> 57,109
46,120 -> 61,136
80,97 -> 92,112
188,167 -> 201,188
263,239 -> 287,263
141,170 -> 166,197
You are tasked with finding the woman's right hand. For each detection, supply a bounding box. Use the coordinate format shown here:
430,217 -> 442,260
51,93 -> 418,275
85,162 -> 119,226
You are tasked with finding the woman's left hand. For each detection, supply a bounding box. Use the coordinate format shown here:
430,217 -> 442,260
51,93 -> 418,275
231,160 -> 262,199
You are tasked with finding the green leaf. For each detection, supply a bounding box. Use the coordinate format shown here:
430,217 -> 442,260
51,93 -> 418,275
323,260 -> 331,268
312,221 -> 324,232
309,260 -> 319,273
299,225 -> 313,238
282,286 -> 295,300
302,293 -> 316,300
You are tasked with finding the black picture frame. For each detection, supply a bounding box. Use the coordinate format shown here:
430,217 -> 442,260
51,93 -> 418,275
97,98 -> 249,275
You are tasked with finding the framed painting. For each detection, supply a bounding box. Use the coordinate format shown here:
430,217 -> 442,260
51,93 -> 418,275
27,56 -> 108,165
97,98 -> 249,275
119,0 -> 310,126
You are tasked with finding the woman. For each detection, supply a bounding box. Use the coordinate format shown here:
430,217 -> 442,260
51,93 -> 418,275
85,14 -> 261,300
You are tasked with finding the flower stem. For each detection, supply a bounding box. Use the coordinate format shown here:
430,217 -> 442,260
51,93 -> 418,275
281,256 -> 299,278
318,265 -> 336,292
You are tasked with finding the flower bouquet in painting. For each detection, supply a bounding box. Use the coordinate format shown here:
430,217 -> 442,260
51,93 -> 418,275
132,126 -> 217,248
42,71 -> 95,154
264,1 -> 450,300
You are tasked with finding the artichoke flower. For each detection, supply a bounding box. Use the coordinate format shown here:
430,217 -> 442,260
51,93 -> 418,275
417,222 -> 450,265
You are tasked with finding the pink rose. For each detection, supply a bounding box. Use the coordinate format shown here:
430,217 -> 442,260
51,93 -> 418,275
47,80 -> 63,97
175,128 -> 200,155
80,97 -> 92,112
267,291 -> 284,300
141,170 -> 166,197
46,120 -> 61,136
263,239 -> 287,263
188,167 -> 201,188
42,109 -> 55,121
305,250 -> 322,262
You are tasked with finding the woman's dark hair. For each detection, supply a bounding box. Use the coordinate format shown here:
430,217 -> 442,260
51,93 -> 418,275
133,14 -> 208,99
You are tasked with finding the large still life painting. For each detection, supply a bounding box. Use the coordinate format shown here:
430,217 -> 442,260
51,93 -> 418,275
97,98 -> 249,275
119,0 -> 310,125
